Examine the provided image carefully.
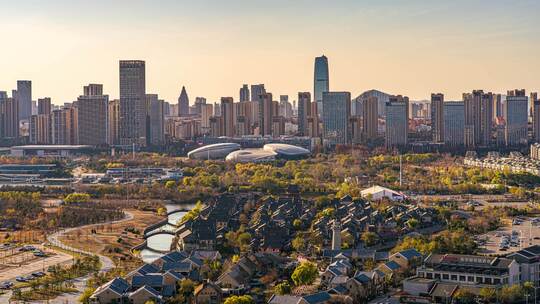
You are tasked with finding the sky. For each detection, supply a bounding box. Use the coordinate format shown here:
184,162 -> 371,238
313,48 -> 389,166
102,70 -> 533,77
0,0 -> 539,104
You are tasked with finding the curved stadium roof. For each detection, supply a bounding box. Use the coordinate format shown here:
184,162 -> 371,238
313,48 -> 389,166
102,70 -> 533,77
263,143 -> 310,157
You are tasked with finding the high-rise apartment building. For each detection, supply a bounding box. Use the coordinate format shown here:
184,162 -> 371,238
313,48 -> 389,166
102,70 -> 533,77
145,94 -> 165,146
77,84 -> 108,146
362,96 -> 378,142
194,97 -> 207,115
314,55 -> 329,115
322,91 -> 351,145
534,99 -> 540,143
505,89 -> 528,146
250,84 -> 265,103
385,95 -> 409,148
258,92 -> 274,136
200,103 -> 213,135
443,101 -> 464,147
38,97 -> 52,115
220,97 -> 234,137
530,92 -> 538,117
29,114 -> 51,144
297,92 -> 311,136
0,92 -> 19,139
240,85 -> 250,102
119,60 -> 146,146
108,99 -> 120,145
464,90 -> 493,147
16,80 -> 32,121
431,93 -> 444,143
178,86 -> 189,116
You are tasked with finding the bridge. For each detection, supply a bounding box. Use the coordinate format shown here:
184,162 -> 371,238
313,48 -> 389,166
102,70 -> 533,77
144,224 -> 178,239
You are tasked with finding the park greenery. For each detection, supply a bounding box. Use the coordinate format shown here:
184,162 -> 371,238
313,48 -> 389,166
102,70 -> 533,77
291,262 -> 318,286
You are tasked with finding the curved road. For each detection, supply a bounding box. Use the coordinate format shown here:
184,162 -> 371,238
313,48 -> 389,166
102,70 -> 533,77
0,211 -> 135,303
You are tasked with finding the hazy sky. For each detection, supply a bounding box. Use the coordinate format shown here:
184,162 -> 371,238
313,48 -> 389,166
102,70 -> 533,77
1,0 -> 539,104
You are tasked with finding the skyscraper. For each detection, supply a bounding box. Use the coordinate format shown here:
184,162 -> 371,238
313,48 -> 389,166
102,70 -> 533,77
16,80 -> 32,121
239,85 -> 250,102
258,92 -> 273,136
220,97 -> 234,137
534,99 -> 540,143
314,55 -> 329,115
431,93 -> 444,143
443,102 -> 464,147
463,90 -> 493,147
29,114 -> 51,144
119,60 -> 146,146
250,84 -> 265,103
322,91 -> 351,145
530,92 -> 538,117
178,86 -> 189,116
0,92 -> 19,139
77,84 -> 109,146
385,95 -> 409,148
145,94 -> 164,146
362,96 -> 378,142
38,97 -> 52,115
297,92 -> 311,136
108,99 -> 120,145
505,89 -> 528,146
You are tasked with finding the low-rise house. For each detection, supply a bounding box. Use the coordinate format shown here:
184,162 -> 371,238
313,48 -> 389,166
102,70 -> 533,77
89,277 -> 130,304
389,248 -> 422,270
128,285 -> 162,304
507,245 -> 540,285
194,281 -> 223,304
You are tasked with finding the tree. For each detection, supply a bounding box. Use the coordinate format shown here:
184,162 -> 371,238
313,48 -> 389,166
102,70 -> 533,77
406,218 -> 419,229
479,287 -> 496,303
293,219 -> 302,230
165,181 -> 176,189
292,236 -> 306,252
361,232 -> 378,247
224,295 -> 255,304
291,262 -> 318,286
453,289 -> 475,304
63,193 -> 91,203
274,281 -> 292,295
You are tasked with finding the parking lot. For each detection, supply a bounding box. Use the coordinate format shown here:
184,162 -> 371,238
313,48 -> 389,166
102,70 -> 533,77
477,217 -> 540,255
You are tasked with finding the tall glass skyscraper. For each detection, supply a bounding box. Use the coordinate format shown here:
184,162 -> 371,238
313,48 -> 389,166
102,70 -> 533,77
119,60 -> 146,146
314,55 -> 329,115
322,91 -> 351,145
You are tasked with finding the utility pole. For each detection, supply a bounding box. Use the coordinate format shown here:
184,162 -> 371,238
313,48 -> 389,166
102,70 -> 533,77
399,154 -> 403,187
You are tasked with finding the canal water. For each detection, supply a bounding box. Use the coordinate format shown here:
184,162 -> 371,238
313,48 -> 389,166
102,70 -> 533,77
140,203 -> 194,263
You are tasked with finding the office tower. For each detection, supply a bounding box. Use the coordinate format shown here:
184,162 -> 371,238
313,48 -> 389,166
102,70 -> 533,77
29,114 -> 51,144
77,84 -> 108,146
258,92 -> 274,136
250,84 -> 265,102
297,92 -> 311,136
322,91 -> 351,145
493,94 -> 503,119
350,116 -> 362,144
385,95 -> 409,148
505,89 -> 528,146
194,97 -> 206,115
530,92 -> 538,117
463,90 -> 493,147
279,95 -> 292,119
16,80 -> 31,121
362,96 -> 378,142
37,98 -> 52,115
145,94 -> 164,146
200,104 -> 214,134
240,85 -> 250,102
108,99 -> 120,145
177,86 -> 189,116
443,102 -> 464,147
431,93 -> 444,143
234,101 -> 252,136
534,99 -> 540,143
220,97 -> 234,137
314,55 -> 329,115
272,116 -> 286,137
0,92 -> 19,139
354,90 -> 391,117
119,60 -> 146,146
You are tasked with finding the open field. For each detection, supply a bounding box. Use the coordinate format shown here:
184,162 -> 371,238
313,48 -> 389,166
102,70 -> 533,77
57,209 -> 163,271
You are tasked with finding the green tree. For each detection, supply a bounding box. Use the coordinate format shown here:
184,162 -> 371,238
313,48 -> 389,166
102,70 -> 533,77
274,281 -> 292,295
291,262 -> 318,286
63,193 -> 91,203
224,295 -> 255,304
291,236 -> 306,252
293,219 -> 302,230
361,232 -> 378,247
165,181 -> 176,189
479,287 -> 496,303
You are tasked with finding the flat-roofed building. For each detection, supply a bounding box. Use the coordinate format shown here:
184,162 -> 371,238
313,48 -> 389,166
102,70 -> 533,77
443,101 -> 464,147
77,84 -> 108,146
385,95 -> 409,148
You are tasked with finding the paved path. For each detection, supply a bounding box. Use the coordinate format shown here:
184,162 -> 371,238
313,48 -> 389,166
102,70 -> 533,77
0,211 -> 135,303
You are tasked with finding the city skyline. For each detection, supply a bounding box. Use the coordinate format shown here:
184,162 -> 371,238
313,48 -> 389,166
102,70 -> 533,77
1,0 -> 540,104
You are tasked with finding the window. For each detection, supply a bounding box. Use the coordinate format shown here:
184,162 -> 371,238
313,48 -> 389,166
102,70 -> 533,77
451,275 -> 457,281
435,273 -> 441,279
468,276 -> 474,282
459,276 -> 466,282
426,273 -> 433,279
443,274 -> 449,280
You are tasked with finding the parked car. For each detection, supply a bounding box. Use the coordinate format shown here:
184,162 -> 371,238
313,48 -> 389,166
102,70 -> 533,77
15,277 -> 28,282
0,281 -> 13,289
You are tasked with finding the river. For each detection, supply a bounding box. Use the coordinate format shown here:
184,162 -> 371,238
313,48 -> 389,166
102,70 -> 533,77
140,203 -> 195,263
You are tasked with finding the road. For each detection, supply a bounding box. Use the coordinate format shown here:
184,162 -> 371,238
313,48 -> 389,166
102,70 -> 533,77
0,211 -> 134,303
